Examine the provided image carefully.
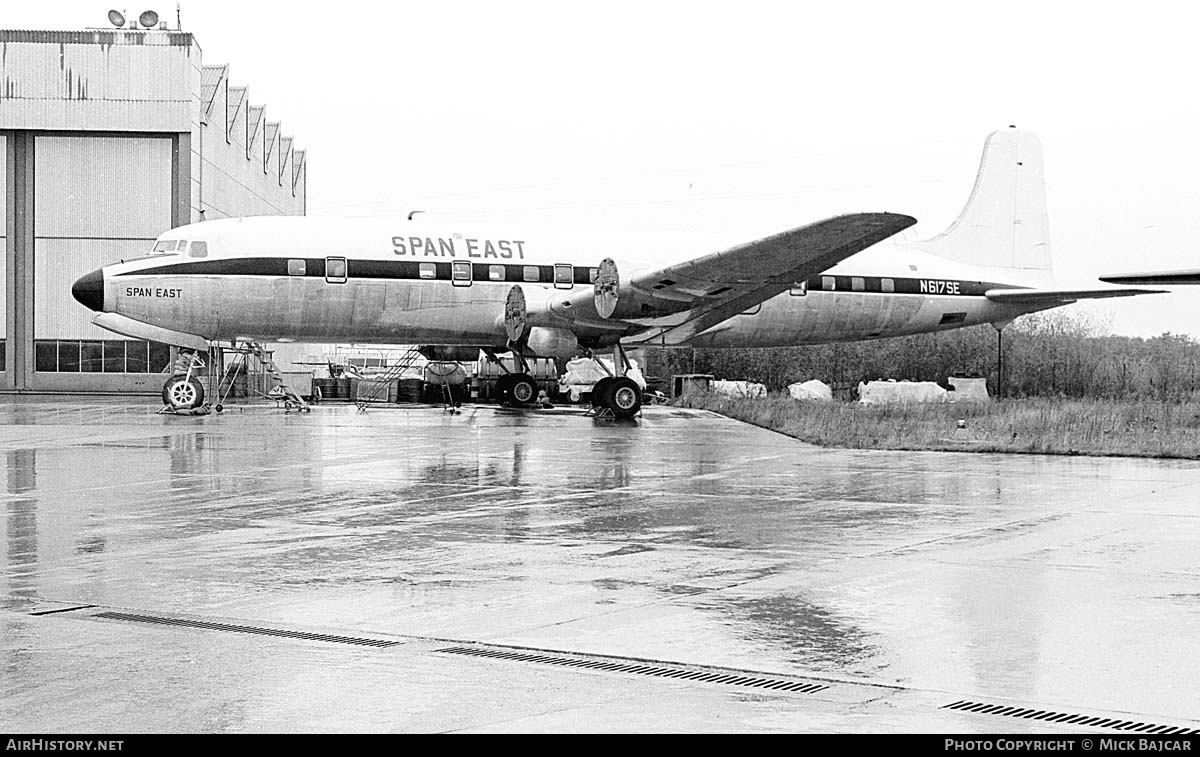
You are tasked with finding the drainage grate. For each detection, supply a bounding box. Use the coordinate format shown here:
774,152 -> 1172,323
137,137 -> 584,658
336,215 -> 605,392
437,645 -> 829,694
93,611 -> 401,648
942,701 -> 1200,734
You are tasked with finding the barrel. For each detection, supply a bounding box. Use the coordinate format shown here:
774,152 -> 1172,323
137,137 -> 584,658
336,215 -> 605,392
312,378 -> 335,401
398,378 -> 424,403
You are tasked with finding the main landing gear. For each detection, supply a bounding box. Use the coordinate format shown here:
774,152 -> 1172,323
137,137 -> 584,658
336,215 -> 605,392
589,344 -> 642,420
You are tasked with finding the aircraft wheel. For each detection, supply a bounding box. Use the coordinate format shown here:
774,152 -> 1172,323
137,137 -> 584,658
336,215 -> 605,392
591,377 -> 614,408
605,377 -> 642,419
162,375 -> 205,410
508,373 -> 537,406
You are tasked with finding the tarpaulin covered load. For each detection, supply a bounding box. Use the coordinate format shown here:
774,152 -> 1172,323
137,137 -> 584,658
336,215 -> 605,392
858,380 -> 948,404
712,380 -> 767,398
559,358 -> 646,402
948,376 -> 990,402
787,379 -> 833,401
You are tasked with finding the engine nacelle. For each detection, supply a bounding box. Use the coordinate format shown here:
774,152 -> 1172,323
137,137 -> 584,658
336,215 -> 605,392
589,257 -> 695,320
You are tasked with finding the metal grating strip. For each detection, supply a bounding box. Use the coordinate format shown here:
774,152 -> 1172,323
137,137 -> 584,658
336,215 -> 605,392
437,645 -> 830,694
941,700 -> 1199,734
29,605 -> 97,616
94,611 -> 402,648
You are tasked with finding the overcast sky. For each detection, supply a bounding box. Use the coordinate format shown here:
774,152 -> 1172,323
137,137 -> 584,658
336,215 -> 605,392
11,1 -> 1200,337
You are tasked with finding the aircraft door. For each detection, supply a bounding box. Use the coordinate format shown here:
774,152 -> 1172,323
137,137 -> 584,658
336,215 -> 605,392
326,257 -> 348,284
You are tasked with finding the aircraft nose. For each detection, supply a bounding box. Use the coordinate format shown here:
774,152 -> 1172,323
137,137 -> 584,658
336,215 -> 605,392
72,269 -> 105,312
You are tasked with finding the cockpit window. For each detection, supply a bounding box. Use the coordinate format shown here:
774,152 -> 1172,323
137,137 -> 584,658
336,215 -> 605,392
188,241 -> 209,258
152,239 -> 183,253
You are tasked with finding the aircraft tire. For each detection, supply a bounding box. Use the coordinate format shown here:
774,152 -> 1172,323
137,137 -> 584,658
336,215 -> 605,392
509,373 -> 537,406
605,377 -> 642,419
591,377 -> 614,408
162,375 -> 205,410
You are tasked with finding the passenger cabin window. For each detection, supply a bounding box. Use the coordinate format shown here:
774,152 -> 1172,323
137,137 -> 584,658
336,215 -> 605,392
522,266 -> 540,282
287,259 -> 306,276
881,278 -> 895,293
326,257 -> 348,284
488,265 -> 505,281
822,276 -> 836,291
789,281 -> 808,296
851,277 -> 865,292
419,263 -> 436,279
554,264 -> 573,290
452,260 -> 472,287
188,241 -> 208,258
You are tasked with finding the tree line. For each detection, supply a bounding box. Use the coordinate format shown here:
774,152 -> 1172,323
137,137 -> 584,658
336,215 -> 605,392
635,309 -> 1200,401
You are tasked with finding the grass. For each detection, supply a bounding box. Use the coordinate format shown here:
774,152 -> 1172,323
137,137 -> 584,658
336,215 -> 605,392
673,392 -> 1200,459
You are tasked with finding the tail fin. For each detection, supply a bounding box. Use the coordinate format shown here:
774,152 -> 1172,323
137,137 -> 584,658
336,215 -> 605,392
911,127 -> 1053,282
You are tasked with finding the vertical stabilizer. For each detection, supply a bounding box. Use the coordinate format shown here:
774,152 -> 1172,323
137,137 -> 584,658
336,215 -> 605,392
912,128 -> 1052,279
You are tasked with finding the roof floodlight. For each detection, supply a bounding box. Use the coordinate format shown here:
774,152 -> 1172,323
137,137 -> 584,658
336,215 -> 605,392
108,9 -> 126,27
139,10 -> 159,28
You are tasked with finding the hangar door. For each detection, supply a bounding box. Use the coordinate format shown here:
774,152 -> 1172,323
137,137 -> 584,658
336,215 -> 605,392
24,135 -> 174,392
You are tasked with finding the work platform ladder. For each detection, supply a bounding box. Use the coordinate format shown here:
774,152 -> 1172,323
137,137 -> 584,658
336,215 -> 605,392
354,347 -> 426,411
245,342 -> 310,412
209,342 -> 310,412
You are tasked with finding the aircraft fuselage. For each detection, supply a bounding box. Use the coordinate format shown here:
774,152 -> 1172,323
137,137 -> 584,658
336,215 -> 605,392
76,216 -> 1044,353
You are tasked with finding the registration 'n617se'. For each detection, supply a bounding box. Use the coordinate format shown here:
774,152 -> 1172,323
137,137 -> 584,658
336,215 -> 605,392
920,279 -> 961,295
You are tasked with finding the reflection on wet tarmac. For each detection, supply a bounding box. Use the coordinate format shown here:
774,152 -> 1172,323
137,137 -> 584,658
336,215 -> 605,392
2,399 -> 1199,731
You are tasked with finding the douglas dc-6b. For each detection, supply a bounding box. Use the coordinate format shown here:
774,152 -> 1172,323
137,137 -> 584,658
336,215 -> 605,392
72,128 -> 1162,418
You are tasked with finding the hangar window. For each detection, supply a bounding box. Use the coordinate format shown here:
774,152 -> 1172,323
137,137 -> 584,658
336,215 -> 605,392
419,263 -> 437,279
33,340 -> 170,373
554,264 -> 574,290
326,257 -> 348,284
488,265 -> 506,281
789,281 -> 807,296
822,276 -> 836,291
452,260 -> 472,287
287,259 -> 306,276
851,277 -> 865,292
523,266 -> 541,282
881,278 -> 895,293
188,241 -> 208,258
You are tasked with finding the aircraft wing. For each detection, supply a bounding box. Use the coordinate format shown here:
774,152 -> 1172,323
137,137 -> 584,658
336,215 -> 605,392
550,212 -> 916,344
1100,269 -> 1200,285
984,286 -> 1165,304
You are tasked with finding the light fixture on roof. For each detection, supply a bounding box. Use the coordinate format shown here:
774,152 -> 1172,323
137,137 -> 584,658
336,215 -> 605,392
107,9 -> 126,27
138,10 -> 160,28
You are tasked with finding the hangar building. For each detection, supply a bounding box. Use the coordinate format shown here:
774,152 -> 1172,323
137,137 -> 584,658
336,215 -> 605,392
1,25 -> 306,393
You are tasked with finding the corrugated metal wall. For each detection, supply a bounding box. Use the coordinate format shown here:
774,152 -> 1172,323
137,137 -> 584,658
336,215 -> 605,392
194,71 -> 304,222
0,31 -> 193,132
1,133 -> 7,343
33,135 -> 172,340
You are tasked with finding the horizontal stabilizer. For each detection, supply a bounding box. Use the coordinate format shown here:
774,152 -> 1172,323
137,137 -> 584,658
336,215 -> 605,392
1100,269 -> 1200,285
984,286 -> 1165,305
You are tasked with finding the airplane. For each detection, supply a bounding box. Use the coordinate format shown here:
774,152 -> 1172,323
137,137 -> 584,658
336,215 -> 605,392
71,127 -> 1163,419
